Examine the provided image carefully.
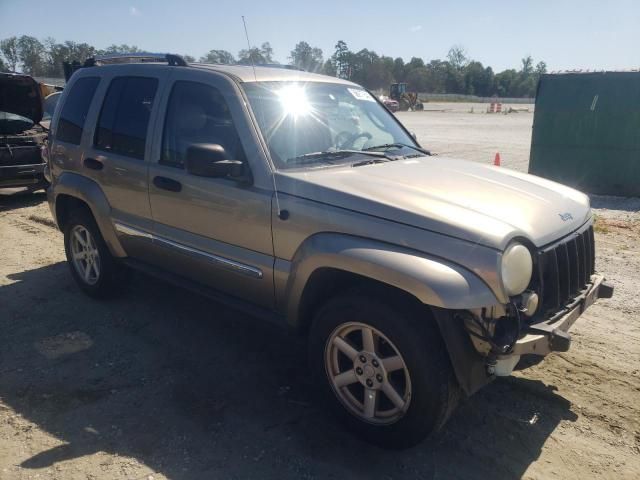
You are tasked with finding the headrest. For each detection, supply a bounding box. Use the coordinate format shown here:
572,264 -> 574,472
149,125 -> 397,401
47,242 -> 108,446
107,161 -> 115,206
176,103 -> 207,132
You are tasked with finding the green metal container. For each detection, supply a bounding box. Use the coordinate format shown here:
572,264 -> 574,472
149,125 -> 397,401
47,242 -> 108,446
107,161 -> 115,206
529,72 -> 640,196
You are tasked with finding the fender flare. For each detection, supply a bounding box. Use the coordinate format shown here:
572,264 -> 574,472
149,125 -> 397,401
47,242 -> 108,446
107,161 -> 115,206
285,233 -> 499,327
52,172 -> 127,257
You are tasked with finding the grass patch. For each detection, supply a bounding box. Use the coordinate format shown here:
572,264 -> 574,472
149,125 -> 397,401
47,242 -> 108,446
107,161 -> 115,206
593,214 -> 609,234
27,215 -> 57,229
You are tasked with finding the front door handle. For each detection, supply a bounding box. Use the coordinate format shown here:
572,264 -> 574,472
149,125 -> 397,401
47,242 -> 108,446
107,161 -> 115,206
153,176 -> 182,193
83,158 -> 103,171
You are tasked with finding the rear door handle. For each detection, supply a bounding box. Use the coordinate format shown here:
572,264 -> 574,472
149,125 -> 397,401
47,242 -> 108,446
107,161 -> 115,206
83,158 -> 103,171
153,176 -> 182,193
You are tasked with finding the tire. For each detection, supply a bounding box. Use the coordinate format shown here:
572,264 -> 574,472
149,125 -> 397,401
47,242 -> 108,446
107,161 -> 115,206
309,291 -> 459,449
63,208 -> 124,298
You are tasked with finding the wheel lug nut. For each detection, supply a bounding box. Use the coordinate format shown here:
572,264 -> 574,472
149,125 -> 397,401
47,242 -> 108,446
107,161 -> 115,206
359,355 -> 367,363
376,374 -> 383,382
371,359 -> 379,367
355,367 -> 363,375
366,379 -> 373,388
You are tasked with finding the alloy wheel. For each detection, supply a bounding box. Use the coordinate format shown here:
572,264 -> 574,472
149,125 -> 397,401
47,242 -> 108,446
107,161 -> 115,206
70,225 -> 101,285
324,322 -> 412,425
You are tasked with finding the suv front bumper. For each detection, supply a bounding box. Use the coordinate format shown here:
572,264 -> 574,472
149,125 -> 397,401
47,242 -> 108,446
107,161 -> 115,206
512,274 -> 613,356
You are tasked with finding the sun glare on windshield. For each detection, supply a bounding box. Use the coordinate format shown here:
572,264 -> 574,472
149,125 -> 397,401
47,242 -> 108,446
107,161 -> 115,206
277,84 -> 312,118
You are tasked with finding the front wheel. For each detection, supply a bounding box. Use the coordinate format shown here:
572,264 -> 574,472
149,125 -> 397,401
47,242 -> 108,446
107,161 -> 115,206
309,292 -> 459,449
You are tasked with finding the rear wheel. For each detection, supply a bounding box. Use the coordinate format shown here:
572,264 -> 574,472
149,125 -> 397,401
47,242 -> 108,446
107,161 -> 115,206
63,208 -> 124,298
309,292 -> 459,449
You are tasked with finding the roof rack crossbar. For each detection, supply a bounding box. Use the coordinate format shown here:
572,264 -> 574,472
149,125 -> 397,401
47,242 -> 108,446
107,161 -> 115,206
83,53 -> 187,67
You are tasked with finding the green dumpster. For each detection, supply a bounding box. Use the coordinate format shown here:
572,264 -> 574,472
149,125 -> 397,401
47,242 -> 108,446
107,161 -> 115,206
529,72 -> 640,196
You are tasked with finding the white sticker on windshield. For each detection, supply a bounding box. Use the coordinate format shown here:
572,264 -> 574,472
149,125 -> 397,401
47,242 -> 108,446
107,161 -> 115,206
348,88 -> 375,102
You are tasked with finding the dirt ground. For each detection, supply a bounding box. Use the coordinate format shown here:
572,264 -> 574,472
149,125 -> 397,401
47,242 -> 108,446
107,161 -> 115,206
398,102 -> 535,172
1,106 -> 639,479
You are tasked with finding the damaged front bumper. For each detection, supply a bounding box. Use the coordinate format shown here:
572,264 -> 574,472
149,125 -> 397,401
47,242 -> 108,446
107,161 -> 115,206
490,274 -> 613,376
511,274 -> 613,356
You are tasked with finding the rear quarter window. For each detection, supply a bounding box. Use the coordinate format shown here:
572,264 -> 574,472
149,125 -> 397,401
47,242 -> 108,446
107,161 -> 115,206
56,77 -> 100,145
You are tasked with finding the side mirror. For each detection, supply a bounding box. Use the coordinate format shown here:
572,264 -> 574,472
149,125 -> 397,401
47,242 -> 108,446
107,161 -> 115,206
411,132 -> 417,141
185,144 -> 244,178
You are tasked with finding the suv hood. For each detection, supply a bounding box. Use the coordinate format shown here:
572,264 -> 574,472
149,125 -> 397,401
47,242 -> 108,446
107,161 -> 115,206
0,73 -> 43,134
276,156 -> 591,250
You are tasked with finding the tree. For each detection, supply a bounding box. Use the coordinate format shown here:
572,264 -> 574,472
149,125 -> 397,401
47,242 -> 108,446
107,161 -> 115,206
332,40 -> 351,79
260,42 -> 274,63
463,61 -> 494,96
45,39 -> 96,77
0,34 -> 546,97
199,49 -> 235,64
0,55 -> 6,72
521,55 -> 534,75
406,56 -> 425,70
392,57 -> 405,82
321,58 -> 336,76
99,44 -> 141,54
289,41 -> 323,72
535,61 -> 547,75
17,35 -> 46,76
447,45 -> 468,70
0,36 -> 19,71
494,69 -> 519,96
238,42 -> 275,65
182,54 -> 195,63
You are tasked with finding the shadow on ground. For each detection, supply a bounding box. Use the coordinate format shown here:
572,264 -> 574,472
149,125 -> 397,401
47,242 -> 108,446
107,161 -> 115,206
590,194 -> 640,213
0,189 -> 47,212
1,262 -> 577,479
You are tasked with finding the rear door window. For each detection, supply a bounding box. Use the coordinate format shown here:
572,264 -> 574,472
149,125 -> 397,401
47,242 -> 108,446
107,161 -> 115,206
95,77 -> 158,159
56,77 -> 100,145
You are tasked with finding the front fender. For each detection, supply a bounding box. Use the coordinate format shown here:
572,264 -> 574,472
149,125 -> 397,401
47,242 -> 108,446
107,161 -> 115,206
285,233 -> 499,327
53,172 -> 127,257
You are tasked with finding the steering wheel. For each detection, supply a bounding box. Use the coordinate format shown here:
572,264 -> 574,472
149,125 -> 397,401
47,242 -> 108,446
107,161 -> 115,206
336,131 -> 372,149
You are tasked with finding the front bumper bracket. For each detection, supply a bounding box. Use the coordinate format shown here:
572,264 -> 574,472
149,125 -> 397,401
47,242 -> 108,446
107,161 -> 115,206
511,275 -> 613,356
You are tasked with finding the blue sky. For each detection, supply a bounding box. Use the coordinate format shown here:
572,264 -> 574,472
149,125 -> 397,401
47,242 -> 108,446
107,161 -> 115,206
1,0 -> 638,72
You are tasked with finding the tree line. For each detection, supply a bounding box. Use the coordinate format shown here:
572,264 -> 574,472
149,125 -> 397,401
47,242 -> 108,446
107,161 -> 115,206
0,36 -> 547,97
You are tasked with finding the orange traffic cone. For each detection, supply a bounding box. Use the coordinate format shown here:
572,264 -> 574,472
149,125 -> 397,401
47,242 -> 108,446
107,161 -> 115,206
494,152 -> 501,166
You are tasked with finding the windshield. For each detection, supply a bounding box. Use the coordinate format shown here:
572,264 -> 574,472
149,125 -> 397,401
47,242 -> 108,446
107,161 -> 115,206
0,111 -> 34,135
243,82 -> 418,169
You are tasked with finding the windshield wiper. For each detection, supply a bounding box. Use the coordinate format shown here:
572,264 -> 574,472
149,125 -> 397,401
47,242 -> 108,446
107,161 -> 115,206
363,143 -> 431,155
287,149 -> 389,165
351,158 -> 391,167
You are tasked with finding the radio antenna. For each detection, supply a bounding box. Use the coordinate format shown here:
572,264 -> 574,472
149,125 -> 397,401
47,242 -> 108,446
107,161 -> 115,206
241,15 -> 284,218
241,16 -> 258,83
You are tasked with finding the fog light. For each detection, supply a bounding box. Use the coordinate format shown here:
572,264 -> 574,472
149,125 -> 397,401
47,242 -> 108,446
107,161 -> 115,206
521,292 -> 539,316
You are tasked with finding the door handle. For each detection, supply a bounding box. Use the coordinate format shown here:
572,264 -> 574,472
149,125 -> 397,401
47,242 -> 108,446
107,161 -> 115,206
83,158 -> 103,171
153,176 -> 182,193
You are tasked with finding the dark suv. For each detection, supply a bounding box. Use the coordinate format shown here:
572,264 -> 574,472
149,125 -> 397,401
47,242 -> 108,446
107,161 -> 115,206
0,72 -> 48,191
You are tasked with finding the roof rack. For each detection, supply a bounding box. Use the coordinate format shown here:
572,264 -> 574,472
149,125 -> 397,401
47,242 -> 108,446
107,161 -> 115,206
63,53 -> 187,81
85,53 -> 187,67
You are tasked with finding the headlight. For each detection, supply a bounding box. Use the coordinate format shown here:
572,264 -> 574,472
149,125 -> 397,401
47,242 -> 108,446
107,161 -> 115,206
500,242 -> 533,296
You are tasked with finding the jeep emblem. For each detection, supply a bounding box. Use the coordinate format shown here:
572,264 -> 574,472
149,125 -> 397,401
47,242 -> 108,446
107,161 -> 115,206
558,212 -> 573,221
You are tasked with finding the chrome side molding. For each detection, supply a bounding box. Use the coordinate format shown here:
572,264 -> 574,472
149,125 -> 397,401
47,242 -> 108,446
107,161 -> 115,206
113,222 -> 263,279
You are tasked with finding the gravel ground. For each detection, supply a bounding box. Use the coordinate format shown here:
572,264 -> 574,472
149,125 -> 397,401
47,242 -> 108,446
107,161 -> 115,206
1,107 -> 639,479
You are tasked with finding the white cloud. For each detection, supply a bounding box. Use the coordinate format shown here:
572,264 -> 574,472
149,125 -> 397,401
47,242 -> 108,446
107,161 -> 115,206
129,6 -> 141,16
409,25 -> 422,32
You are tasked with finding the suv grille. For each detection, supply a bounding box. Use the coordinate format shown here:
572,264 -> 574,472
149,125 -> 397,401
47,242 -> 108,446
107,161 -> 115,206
537,225 -> 595,318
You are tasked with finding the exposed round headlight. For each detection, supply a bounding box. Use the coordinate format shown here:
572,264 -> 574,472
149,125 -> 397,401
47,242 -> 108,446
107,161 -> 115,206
500,242 -> 533,296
